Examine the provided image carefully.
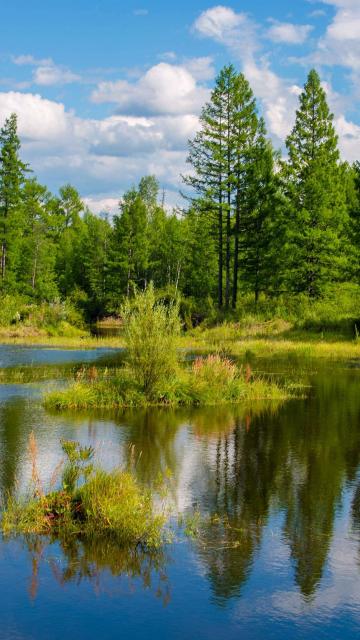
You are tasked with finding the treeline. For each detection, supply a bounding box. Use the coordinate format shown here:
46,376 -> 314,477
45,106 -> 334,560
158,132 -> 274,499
0,67 -> 360,321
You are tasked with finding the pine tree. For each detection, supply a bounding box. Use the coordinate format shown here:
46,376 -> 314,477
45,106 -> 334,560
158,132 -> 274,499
240,130 -> 282,304
0,113 -> 28,288
184,65 -> 237,308
231,74 -> 260,308
18,178 -> 58,300
282,69 -> 347,297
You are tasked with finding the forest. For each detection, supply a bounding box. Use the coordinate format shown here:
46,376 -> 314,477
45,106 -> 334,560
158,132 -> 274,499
1,66 -> 360,328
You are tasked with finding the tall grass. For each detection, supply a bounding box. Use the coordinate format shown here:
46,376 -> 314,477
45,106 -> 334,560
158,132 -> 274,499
122,284 -> 180,398
1,435 -> 165,548
45,354 -> 294,411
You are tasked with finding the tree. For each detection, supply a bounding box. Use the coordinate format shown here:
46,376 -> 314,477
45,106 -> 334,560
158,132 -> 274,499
54,185 -> 85,297
282,69 -> 347,297
18,178 -> 58,300
184,65 -> 238,308
0,113 -> 28,288
110,188 -> 148,298
239,129 -> 282,304
231,75 -> 266,308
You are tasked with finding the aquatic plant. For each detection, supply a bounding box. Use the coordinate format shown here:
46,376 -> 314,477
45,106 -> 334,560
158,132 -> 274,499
1,435 -> 165,548
44,353 -> 292,411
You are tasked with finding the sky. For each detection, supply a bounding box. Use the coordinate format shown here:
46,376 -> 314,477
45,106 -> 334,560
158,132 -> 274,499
0,0 -> 359,214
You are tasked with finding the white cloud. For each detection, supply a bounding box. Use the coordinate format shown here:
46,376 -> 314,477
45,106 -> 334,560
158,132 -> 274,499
33,64 -> 80,86
11,54 -> 80,86
309,9 -> 327,17
311,1 -> 360,71
335,115 -> 360,162
133,8 -> 148,16
83,195 -> 120,216
0,90 -> 199,206
183,57 -> 215,81
266,20 -> 313,44
12,54 -> 52,66
193,5 -> 259,59
91,62 -> 210,115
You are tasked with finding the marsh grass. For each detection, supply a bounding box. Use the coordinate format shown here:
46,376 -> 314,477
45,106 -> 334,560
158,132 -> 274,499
44,353 -> 294,411
2,435 -> 166,548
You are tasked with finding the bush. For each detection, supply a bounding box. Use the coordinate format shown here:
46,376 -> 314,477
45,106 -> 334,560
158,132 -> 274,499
122,283 -> 180,398
0,294 -> 28,326
2,437 -> 165,548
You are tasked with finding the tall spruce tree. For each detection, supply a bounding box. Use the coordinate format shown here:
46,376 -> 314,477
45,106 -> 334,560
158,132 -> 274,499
0,113 -> 28,288
18,178 -> 58,300
240,128 -> 281,304
184,65 -> 237,308
231,74 -> 262,308
283,69 -> 347,297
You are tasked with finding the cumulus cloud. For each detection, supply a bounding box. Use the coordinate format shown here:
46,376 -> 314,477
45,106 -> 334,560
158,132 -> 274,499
193,5 -> 259,59
12,54 -> 80,86
91,62 -> 210,115
0,90 -> 198,203
311,0 -> 360,71
266,20 -> 313,44
192,6 -> 298,142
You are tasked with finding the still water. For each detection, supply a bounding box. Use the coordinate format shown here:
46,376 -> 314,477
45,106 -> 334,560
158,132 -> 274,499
0,346 -> 360,639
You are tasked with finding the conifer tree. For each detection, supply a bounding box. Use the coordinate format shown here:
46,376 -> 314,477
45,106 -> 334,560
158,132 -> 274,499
231,74 -> 261,308
282,69 -> 347,297
0,113 -> 28,288
184,65 -> 237,308
18,178 -> 58,299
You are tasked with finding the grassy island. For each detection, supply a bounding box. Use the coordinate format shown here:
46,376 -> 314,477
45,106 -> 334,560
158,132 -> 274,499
2,436 -> 165,547
44,286 -> 293,410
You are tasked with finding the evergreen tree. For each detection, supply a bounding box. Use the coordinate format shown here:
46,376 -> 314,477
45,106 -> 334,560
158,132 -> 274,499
231,74 -> 261,308
184,65 -> 238,308
282,69 -> 347,297
80,211 -> 112,318
18,178 -> 58,300
54,185 -> 85,297
239,129 -> 282,304
110,188 -> 148,297
0,113 -> 28,288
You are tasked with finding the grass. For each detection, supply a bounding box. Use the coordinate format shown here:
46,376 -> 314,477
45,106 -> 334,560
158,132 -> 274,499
182,320 -> 360,362
0,326 -> 124,349
44,355 -> 295,411
2,436 -> 166,548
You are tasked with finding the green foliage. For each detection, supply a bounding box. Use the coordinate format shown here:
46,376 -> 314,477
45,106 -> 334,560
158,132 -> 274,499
2,437 -> 165,548
281,69 -> 348,297
44,353 -> 291,410
61,440 -> 94,493
122,283 -> 181,398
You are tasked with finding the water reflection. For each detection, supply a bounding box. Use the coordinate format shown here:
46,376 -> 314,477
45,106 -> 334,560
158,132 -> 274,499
5,534 -> 170,605
1,356 -> 360,623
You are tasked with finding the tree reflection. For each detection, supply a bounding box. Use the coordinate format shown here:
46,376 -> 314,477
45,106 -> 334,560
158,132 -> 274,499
20,534 -> 171,605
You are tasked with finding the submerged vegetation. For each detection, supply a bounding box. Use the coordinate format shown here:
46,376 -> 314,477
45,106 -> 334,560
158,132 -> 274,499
2,435 -> 165,547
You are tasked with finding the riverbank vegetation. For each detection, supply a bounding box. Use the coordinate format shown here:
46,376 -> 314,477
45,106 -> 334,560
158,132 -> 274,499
0,68 -> 359,344
45,286 -> 294,410
2,435 -> 165,547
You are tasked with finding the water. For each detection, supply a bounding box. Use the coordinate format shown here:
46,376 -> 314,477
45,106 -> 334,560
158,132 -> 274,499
0,346 -> 360,639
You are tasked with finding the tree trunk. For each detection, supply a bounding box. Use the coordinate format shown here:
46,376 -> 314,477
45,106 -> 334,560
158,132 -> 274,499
232,190 -> 240,309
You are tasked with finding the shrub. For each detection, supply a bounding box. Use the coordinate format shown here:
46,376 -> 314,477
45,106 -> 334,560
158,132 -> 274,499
1,437 -> 165,548
122,283 -> 180,398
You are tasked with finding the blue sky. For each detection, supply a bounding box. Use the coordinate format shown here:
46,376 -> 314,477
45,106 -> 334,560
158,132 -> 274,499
0,1 -> 359,212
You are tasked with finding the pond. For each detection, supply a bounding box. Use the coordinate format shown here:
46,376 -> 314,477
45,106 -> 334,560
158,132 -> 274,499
0,346 -> 360,639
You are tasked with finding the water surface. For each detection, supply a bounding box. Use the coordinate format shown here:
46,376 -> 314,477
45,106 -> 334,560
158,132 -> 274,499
0,346 -> 360,639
